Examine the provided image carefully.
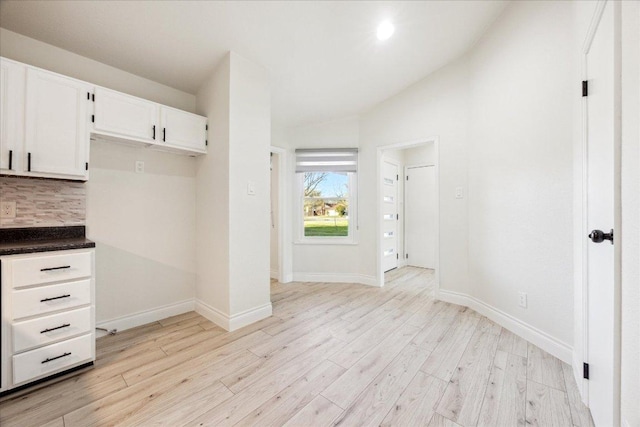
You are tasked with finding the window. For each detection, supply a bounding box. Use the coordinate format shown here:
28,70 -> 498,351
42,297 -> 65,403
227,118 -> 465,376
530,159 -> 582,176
296,148 -> 358,243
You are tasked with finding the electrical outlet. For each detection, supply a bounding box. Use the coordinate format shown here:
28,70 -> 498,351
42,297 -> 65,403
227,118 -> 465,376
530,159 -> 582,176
455,186 -> 464,199
135,161 -> 145,174
1,201 -> 17,218
518,292 -> 527,308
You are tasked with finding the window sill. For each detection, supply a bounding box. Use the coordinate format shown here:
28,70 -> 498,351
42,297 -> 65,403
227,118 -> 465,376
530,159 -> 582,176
294,239 -> 359,246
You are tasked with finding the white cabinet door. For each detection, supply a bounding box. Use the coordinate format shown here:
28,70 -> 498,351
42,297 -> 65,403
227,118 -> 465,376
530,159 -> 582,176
93,87 -> 159,143
160,106 -> 207,153
0,58 -> 25,173
25,69 -> 91,179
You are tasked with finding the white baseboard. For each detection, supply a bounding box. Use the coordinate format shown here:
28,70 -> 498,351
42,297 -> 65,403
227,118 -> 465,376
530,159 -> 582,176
292,272 -> 380,287
195,300 -> 272,332
438,290 -> 572,364
270,269 -> 279,280
97,299 -> 195,332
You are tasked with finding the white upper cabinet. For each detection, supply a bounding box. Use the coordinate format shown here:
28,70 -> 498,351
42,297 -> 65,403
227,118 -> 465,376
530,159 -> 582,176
93,87 -> 159,144
25,68 -> 91,180
159,106 -> 207,154
0,58 -> 25,174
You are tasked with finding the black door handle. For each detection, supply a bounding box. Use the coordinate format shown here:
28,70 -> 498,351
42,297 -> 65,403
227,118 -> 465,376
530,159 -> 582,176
588,229 -> 614,244
8,150 -> 12,170
163,128 -> 166,142
152,125 -> 156,139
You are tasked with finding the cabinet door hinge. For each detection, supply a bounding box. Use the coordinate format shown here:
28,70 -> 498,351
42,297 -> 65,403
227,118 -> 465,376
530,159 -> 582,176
396,214 -> 399,220
583,363 -> 589,379
396,174 -> 399,181
582,80 -> 588,97
406,175 -> 409,181
406,254 -> 409,259
85,162 -> 89,171
92,93 -> 95,102
206,124 -> 208,131
87,92 -> 90,100
205,140 -> 208,146
396,253 -> 399,260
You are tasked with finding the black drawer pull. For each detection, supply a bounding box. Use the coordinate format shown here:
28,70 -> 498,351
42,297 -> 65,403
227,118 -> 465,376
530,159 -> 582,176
42,352 -> 71,364
40,265 -> 71,272
40,323 -> 71,334
40,294 -> 71,302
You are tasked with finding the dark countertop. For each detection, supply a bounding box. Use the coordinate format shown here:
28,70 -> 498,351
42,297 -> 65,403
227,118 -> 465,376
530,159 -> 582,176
0,226 -> 95,256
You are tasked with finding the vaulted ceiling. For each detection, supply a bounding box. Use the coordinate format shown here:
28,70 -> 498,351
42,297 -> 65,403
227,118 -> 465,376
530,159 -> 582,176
0,1 -> 508,126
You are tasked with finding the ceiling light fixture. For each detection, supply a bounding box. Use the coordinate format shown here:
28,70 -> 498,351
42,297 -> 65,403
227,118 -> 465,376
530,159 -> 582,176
377,20 -> 395,41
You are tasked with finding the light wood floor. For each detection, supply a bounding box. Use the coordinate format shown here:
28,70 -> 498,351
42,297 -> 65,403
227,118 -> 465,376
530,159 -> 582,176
0,267 -> 594,427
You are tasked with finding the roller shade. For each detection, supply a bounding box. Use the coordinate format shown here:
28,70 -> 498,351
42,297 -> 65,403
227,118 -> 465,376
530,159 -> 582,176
295,148 -> 358,173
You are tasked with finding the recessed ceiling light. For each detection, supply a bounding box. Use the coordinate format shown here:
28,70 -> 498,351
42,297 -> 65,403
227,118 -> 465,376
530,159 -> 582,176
377,21 -> 395,41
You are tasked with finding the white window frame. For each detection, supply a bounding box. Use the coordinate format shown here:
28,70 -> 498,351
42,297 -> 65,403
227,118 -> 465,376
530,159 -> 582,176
295,171 -> 358,245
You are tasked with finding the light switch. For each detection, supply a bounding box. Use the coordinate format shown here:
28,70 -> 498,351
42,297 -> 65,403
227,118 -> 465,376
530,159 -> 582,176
135,161 -> 144,174
247,181 -> 256,195
455,187 -> 464,199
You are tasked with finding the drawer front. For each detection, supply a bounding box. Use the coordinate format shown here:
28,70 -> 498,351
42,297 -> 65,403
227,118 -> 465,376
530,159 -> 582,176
11,251 -> 92,288
13,306 -> 92,353
12,279 -> 91,320
13,333 -> 93,385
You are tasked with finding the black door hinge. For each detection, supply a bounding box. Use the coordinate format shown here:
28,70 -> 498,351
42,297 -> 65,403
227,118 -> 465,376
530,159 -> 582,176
87,92 -> 90,100
396,253 -> 399,260
406,175 -> 409,181
582,80 -> 588,97
91,115 -> 95,123
85,162 -> 89,171
205,140 -> 208,146
92,93 -> 95,102
583,362 -> 589,379
206,124 -> 208,131
396,214 -> 399,220
396,174 -> 399,181
406,254 -> 409,259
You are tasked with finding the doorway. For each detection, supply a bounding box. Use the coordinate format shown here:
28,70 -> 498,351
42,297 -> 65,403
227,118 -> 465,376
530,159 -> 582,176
405,164 -> 436,269
377,138 -> 439,288
269,146 -> 290,284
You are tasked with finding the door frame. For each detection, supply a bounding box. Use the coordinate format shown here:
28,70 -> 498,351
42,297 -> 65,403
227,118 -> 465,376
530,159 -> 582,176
575,0 -> 622,420
376,137 -> 439,288
270,146 -> 292,283
404,163 -> 436,269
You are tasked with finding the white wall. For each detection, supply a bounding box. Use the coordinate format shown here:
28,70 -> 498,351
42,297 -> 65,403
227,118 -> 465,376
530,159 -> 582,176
195,52 -> 271,329
620,2 -> 640,425
227,52 -> 271,316
0,28 -> 199,327
195,55 -> 231,316
467,1 -> 574,346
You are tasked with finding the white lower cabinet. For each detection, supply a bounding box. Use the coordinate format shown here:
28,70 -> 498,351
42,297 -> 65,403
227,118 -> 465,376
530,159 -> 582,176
13,307 -> 92,353
0,249 -> 95,392
13,333 -> 93,385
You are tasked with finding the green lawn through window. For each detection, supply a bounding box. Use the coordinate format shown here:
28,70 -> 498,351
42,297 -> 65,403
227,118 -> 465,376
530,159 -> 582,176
304,217 -> 348,237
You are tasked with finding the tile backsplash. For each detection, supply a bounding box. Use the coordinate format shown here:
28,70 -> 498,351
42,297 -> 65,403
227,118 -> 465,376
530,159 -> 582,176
0,176 -> 85,228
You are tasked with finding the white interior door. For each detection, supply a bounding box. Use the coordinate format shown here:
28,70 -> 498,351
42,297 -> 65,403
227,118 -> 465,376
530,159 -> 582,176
584,1 -> 618,425
382,160 -> 399,272
405,166 -> 436,269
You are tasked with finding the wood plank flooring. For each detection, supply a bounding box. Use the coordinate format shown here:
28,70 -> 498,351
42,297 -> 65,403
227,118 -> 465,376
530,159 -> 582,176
0,267 -> 594,426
